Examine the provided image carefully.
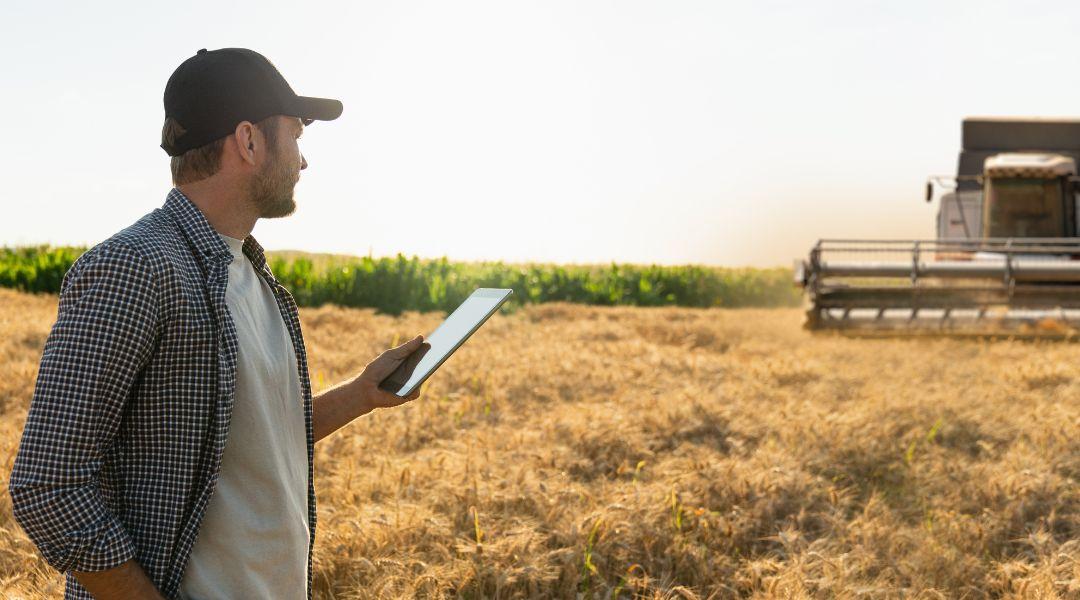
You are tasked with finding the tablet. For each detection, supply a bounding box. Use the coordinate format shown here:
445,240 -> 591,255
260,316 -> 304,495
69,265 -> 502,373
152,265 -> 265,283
378,288 -> 514,397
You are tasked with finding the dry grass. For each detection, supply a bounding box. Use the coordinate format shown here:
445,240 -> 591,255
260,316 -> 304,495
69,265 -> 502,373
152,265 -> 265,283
0,287 -> 1077,599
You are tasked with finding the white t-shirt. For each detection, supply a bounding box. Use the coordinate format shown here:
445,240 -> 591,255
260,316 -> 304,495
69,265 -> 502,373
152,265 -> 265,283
178,233 -> 309,599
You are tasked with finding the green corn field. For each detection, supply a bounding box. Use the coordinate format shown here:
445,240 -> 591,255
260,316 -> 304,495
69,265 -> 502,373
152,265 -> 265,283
0,246 -> 801,314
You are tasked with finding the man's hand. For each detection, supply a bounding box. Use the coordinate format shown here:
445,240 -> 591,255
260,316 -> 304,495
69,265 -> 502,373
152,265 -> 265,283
312,334 -> 428,443
352,334 -> 427,411
72,559 -> 166,599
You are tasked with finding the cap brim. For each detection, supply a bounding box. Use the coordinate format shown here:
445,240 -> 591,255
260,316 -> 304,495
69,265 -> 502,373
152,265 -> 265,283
292,96 -> 343,125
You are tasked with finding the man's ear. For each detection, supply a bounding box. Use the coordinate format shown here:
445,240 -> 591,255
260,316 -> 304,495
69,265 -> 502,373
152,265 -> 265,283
232,121 -> 258,167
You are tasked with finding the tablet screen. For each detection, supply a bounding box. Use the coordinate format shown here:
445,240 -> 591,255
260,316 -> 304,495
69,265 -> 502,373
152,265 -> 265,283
379,288 -> 513,396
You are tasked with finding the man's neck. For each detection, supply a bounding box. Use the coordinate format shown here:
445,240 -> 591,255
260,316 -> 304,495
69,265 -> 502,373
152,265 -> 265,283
177,179 -> 258,239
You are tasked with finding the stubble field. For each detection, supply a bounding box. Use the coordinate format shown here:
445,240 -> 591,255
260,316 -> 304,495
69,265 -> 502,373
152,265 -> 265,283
0,287 -> 1077,598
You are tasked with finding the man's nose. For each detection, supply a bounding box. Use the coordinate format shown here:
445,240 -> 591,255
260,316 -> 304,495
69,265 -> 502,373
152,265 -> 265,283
300,153 -> 308,171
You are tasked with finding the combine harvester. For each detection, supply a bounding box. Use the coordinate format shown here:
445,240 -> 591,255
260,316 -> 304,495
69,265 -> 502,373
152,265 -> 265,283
796,117 -> 1080,337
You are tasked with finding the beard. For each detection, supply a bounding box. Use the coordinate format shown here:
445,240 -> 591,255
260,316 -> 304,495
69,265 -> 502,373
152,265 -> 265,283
248,148 -> 299,219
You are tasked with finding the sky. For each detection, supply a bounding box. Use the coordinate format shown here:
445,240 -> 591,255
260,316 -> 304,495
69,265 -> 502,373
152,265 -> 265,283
3,0 -> 1080,267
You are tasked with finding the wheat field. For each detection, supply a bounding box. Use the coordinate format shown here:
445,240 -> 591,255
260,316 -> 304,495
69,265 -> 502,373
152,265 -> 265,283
0,286 -> 1077,599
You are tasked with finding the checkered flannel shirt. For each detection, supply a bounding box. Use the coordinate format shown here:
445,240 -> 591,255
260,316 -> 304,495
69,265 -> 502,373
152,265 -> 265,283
8,188 -> 318,599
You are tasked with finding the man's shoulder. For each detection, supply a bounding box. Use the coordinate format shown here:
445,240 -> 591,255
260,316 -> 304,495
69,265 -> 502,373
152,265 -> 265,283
66,206 -> 194,293
112,206 -> 177,262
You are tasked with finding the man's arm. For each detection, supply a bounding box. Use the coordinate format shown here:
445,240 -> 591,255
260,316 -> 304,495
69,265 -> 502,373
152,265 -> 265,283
8,241 -> 161,590
312,335 -> 425,443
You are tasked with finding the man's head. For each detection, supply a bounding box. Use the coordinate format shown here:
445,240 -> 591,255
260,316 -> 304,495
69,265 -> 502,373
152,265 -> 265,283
161,48 -> 341,217
170,114 -> 306,218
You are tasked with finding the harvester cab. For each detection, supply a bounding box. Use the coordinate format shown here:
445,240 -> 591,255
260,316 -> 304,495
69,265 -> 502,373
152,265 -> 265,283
934,152 -> 1079,241
796,117 -> 1080,336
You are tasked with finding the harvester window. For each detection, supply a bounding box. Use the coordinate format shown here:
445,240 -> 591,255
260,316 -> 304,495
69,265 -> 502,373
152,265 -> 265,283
983,178 -> 1065,238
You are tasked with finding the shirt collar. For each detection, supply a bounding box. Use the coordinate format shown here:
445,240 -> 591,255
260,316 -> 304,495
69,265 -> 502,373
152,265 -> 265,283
163,188 -> 272,275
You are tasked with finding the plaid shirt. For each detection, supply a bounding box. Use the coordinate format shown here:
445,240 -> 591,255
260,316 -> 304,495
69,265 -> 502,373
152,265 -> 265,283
8,188 -> 317,599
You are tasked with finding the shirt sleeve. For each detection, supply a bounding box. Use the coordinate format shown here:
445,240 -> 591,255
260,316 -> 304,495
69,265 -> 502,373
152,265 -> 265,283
8,240 -> 160,573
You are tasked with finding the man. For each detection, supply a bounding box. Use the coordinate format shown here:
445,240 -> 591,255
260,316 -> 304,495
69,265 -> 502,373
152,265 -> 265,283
8,47 -> 425,599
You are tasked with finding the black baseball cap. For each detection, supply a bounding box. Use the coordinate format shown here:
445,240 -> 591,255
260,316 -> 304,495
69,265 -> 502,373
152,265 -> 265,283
161,47 -> 343,157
